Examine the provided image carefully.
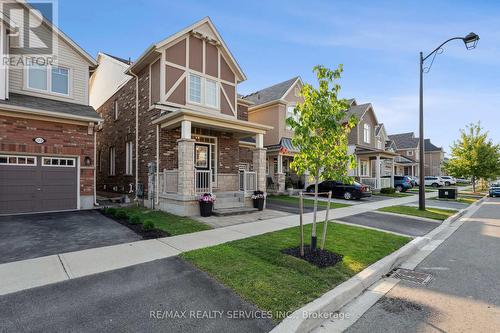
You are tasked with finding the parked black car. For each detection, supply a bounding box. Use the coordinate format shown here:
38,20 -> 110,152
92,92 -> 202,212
306,180 -> 372,200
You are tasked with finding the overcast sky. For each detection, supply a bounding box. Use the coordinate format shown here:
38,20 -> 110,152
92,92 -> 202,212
57,0 -> 499,153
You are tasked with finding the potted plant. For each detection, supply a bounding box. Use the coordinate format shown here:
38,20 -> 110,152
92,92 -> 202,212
252,191 -> 266,211
198,193 -> 216,217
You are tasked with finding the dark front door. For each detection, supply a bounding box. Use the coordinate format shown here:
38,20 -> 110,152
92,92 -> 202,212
194,144 -> 210,170
0,155 -> 78,214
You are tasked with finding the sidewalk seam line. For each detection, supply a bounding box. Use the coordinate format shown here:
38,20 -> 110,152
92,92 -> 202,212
56,254 -> 71,280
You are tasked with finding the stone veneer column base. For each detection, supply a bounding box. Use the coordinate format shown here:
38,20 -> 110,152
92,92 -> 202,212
253,148 -> 267,192
177,138 -> 196,198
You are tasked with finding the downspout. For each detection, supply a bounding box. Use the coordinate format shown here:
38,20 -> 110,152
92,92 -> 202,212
128,69 -> 139,202
94,129 -> 99,206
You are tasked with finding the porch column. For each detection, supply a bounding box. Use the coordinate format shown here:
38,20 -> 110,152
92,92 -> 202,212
376,155 -> 381,189
253,133 -> 267,193
178,121 -> 195,198
277,154 -> 285,193
391,158 -> 395,188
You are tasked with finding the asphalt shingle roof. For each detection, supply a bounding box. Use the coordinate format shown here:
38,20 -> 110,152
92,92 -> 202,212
103,53 -> 132,65
424,139 -> 442,151
0,93 -> 101,120
346,103 -> 371,119
388,132 -> 420,149
242,77 -> 299,106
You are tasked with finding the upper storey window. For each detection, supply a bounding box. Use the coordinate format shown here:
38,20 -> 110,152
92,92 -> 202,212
27,65 -> 70,96
363,124 -> 371,143
189,73 -> 219,109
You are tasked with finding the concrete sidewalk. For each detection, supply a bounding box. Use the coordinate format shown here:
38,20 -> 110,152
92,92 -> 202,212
0,191 -> 439,296
341,197 -> 500,333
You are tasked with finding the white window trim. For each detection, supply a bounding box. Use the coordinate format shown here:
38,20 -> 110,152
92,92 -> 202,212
188,72 -> 220,110
109,147 -> 116,176
25,64 -> 72,98
407,150 -> 414,156
113,100 -> 119,120
286,105 -> 297,130
125,142 -> 133,176
363,124 -> 371,144
42,157 -> 76,167
0,155 -> 37,166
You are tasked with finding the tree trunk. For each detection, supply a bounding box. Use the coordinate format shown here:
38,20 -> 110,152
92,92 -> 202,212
472,176 -> 476,193
311,176 -> 319,251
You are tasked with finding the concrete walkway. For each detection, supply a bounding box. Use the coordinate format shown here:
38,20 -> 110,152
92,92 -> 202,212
0,191 -> 440,296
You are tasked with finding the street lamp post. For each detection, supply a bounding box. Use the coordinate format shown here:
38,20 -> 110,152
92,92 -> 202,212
418,32 -> 479,210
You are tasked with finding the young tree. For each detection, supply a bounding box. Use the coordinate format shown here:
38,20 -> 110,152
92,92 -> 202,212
445,122 -> 500,192
287,65 -> 357,251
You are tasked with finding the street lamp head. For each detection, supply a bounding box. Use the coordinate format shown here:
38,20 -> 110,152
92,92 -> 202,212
463,32 -> 480,50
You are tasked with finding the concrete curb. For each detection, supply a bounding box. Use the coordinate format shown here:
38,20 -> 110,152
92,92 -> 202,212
270,199 -> 479,333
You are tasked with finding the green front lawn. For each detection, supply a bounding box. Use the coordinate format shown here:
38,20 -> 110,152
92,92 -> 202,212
378,205 -> 457,221
407,188 -> 437,193
182,223 -> 409,320
267,195 -> 350,209
111,206 -> 211,236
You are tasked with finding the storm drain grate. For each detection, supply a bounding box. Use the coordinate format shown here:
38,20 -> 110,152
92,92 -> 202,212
389,268 -> 433,285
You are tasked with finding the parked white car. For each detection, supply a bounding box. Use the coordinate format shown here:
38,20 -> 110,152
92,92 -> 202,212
440,176 -> 456,186
424,176 -> 445,187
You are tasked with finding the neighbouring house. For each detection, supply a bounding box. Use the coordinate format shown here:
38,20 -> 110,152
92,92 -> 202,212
388,132 -> 445,177
91,17 -> 272,216
345,100 -> 398,190
243,77 -> 305,193
388,132 -> 420,177
0,2 -> 100,214
424,139 -> 445,176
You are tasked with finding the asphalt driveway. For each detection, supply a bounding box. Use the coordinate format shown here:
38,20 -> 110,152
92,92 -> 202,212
0,210 -> 140,264
336,211 -> 441,237
0,256 -> 274,333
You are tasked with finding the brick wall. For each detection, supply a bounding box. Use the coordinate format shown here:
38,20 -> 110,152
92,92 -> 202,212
0,115 -> 94,196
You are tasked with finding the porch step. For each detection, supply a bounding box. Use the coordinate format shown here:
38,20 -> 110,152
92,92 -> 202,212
212,207 -> 259,216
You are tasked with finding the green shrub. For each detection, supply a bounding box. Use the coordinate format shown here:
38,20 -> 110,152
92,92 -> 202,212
105,207 -> 117,215
380,187 -> 396,194
129,214 -> 141,225
115,210 -> 128,219
143,220 -> 155,231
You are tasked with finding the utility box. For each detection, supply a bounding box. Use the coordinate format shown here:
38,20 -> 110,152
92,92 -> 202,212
438,187 -> 457,199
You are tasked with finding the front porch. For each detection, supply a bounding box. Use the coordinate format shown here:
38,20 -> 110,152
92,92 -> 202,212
354,146 -> 398,190
265,138 -> 306,194
150,110 -> 271,216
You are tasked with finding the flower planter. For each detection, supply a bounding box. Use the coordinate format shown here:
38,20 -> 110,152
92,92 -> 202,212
199,201 -> 213,217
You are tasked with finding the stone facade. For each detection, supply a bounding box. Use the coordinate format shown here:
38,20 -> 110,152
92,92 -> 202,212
253,148 -> 267,191
0,114 -> 95,206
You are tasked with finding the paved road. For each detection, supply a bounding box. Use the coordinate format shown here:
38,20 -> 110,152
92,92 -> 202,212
0,256 -> 274,333
336,211 -> 440,237
345,197 -> 500,333
0,210 -> 140,264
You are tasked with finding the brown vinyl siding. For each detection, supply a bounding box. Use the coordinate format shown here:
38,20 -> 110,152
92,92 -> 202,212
220,56 -> 235,82
205,43 -> 218,78
150,59 -> 160,104
189,36 -> 203,72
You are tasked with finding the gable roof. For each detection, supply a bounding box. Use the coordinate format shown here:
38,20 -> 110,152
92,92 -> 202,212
17,1 -> 96,66
129,17 -> 245,81
388,132 -> 420,149
242,77 -> 300,107
424,139 -> 442,152
0,93 -> 100,122
345,103 -> 378,124
101,53 -> 132,65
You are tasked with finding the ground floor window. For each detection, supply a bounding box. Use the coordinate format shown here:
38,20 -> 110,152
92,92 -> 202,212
125,141 -> 133,175
109,147 -> 116,176
360,160 -> 369,176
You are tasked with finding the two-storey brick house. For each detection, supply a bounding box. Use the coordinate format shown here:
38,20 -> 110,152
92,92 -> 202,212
0,2 -> 100,214
91,17 -> 271,216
